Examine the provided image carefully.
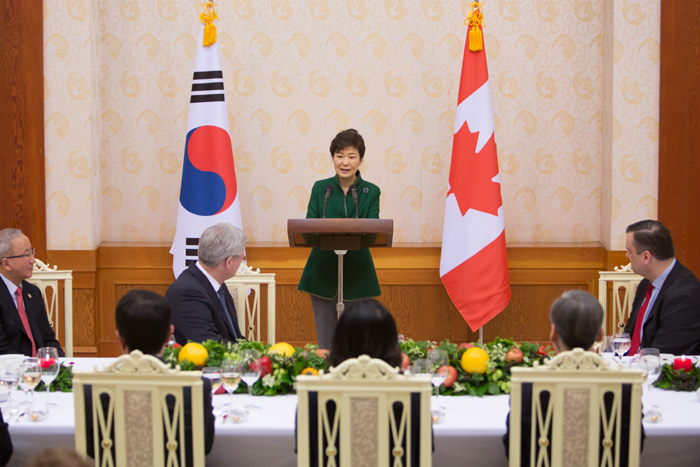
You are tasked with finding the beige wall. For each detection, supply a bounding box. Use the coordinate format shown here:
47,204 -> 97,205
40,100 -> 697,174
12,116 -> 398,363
43,0 -> 659,250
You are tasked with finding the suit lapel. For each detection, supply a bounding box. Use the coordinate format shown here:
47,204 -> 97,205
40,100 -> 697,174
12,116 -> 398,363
643,262 -> 680,329
188,264 -> 236,338
0,278 -> 30,337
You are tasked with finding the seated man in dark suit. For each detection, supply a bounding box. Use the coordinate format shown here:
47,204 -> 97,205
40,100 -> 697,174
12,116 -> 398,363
0,228 -> 64,357
504,290 -> 644,465
623,219 -> 700,355
114,289 -> 215,457
166,223 -> 245,344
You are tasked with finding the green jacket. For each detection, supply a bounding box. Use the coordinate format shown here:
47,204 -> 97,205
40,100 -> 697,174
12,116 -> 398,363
298,172 -> 381,300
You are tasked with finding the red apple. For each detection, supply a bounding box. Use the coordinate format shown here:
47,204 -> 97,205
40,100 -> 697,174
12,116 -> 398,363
400,352 -> 411,371
314,348 -> 330,359
458,342 -> 475,352
440,365 -> 458,388
505,347 -> 524,364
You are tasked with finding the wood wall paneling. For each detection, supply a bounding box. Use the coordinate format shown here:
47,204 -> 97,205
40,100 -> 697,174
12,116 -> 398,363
659,0 -> 700,276
48,245 -> 612,356
0,0 -> 46,254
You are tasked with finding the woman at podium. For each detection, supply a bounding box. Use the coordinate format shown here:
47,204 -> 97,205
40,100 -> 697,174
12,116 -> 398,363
298,129 -> 381,349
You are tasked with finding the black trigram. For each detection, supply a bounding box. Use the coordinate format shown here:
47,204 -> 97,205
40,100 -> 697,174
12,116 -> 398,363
185,237 -> 199,266
190,70 -> 225,103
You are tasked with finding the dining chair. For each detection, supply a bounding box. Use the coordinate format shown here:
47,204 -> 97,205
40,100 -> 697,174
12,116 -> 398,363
73,350 -> 205,467
224,262 -> 276,343
296,354 -> 433,467
27,258 -> 74,356
509,348 -> 643,467
598,263 -> 643,337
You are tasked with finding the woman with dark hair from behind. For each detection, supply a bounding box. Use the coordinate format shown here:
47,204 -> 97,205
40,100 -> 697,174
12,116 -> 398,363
328,298 -> 402,368
504,290 -> 644,465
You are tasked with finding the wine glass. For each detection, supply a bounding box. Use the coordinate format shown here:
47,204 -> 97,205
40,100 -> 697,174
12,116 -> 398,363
411,358 -> 445,422
221,357 -> 247,422
0,364 -> 20,407
19,358 -> 41,409
202,367 -> 222,396
240,350 -> 261,409
598,336 -> 616,365
428,349 -> 449,408
612,332 -> 631,359
638,348 -> 662,422
37,347 -> 60,392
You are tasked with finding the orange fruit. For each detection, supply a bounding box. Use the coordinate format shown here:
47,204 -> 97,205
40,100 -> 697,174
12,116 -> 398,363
460,347 -> 489,374
300,367 -> 318,376
178,342 -> 209,367
269,342 -> 295,357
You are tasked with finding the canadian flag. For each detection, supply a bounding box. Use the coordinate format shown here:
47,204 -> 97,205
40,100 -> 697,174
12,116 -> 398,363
170,6 -> 243,277
440,11 -> 511,332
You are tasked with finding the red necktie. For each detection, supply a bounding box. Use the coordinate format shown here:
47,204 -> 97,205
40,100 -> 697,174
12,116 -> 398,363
15,286 -> 37,357
629,283 -> 654,355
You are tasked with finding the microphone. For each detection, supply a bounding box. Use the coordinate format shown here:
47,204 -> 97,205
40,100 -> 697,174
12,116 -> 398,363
349,184 -> 358,218
322,184 -> 334,218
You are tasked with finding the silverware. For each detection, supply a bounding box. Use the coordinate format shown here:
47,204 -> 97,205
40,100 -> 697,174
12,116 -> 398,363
15,411 -> 26,422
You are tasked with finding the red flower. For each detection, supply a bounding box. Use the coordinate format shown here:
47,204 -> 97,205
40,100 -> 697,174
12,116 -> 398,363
39,358 -> 56,369
172,343 -> 182,349
537,345 -> 549,357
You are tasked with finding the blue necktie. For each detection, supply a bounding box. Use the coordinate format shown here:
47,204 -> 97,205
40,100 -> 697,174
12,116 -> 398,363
217,286 -> 238,339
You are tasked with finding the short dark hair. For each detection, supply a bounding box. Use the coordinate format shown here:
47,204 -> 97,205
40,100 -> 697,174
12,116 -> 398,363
115,289 -> 171,355
626,219 -> 674,260
329,299 -> 402,368
329,128 -> 366,159
550,290 -> 604,351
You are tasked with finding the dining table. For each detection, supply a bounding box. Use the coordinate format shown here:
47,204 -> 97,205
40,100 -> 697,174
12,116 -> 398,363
4,358 -> 700,466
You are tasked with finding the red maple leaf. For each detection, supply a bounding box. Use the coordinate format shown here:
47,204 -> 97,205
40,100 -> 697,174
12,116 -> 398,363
447,122 -> 501,217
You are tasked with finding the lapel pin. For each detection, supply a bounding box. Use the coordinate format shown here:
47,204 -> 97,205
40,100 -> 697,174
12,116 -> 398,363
363,187 -> 369,193
27,293 -> 32,299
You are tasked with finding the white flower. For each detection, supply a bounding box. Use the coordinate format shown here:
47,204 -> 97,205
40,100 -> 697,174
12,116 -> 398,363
262,374 -> 276,388
452,382 -> 466,393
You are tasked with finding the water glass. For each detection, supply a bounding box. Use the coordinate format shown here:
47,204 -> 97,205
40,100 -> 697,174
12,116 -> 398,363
202,367 -> 222,396
37,347 -> 60,391
240,350 -> 261,409
428,349 -> 449,407
612,333 -> 631,357
598,336 -> 615,364
0,366 -> 20,405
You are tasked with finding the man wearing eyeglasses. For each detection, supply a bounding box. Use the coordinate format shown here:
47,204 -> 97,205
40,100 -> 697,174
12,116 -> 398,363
0,228 -> 64,357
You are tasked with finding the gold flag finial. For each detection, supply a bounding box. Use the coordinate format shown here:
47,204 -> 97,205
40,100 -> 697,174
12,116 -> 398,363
200,2 -> 219,46
464,2 -> 484,52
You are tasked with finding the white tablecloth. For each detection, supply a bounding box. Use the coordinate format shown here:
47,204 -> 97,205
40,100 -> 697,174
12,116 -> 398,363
5,358 -> 700,466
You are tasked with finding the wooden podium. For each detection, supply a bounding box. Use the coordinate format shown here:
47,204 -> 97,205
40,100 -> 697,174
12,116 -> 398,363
287,218 -> 393,314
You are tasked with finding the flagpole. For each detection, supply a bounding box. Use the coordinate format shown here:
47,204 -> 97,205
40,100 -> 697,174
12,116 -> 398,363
478,327 -> 483,345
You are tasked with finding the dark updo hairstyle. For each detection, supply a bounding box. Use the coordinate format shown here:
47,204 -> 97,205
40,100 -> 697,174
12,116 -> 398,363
329,128 -> 366,159
550,290 -> 604,351
329,299 -> 402,368
626,219 -> 674,261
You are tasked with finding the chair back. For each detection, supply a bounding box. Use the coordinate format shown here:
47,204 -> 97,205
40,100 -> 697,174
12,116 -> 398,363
509,348 -> 643,467
296,354 -> 432,467
73,351 -> 206,467
224,262 -> 276,343
598,264 -> 643,337
27,258 -> 74,356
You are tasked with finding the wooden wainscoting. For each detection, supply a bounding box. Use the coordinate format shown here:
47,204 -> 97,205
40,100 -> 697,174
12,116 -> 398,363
46,243 -> 625,356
